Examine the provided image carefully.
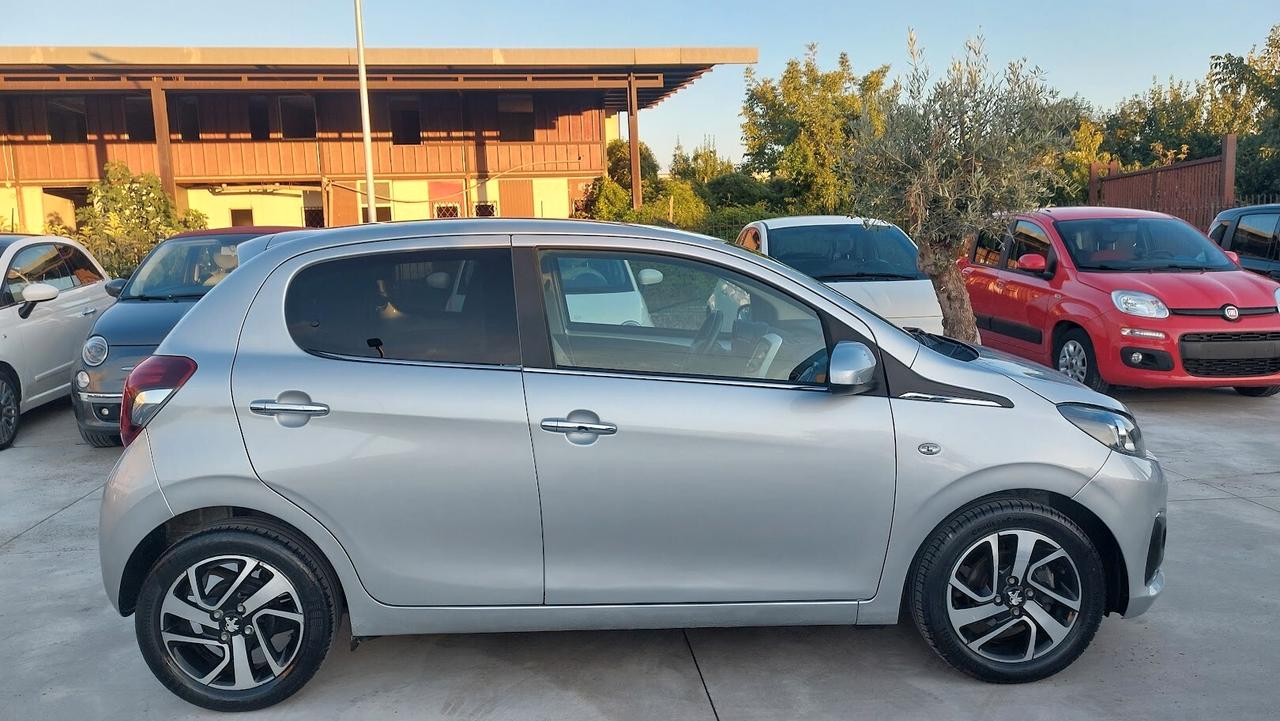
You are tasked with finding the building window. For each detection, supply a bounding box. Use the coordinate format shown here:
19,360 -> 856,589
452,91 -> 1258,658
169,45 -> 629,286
497,94 -> 535,142
303,190 -> 325,227
123,97 -> 155,142
389,97 -> 421,145
230,208 -> 255,226
46,97 -> 87,143
358,181 -> 392,222
175,97 -> 201,141
279,96 -> 317,139
474,202 -> 497,217
248,96 -> 271,141
434,203 -> 461,219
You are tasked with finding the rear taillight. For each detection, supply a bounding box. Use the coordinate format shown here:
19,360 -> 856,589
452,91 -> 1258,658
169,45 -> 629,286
120,355 -> 197,446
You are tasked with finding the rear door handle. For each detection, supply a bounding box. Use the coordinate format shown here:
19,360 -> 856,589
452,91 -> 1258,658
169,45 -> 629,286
249,400 -> 330,417
540,418 -> 617,435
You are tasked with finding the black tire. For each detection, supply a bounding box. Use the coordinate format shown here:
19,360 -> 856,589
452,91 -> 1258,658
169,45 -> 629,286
0,370 -> 19,450
1235,385 -> 1280,398
134,522 -> 338,711
1055,328 -> 1110,394
909,499 -> 1106,683
79,427 -> 122,448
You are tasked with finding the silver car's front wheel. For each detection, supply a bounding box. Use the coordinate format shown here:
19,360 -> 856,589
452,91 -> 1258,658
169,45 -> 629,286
910,499 -> 1106,683
947,530 -> 1081,663
0,372 -> 19,450
135,523 -> 337,711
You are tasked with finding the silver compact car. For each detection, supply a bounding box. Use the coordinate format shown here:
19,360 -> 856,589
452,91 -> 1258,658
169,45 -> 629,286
99,220 -> 1167,711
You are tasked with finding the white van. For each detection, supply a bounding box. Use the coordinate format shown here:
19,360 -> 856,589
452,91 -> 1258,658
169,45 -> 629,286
735,216 -> 944,334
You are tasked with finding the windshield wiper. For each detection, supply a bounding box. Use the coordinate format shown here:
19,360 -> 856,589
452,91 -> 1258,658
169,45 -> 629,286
1139,264 -> 1210,272
124,292 -> 206,301
813,272 -> 920,281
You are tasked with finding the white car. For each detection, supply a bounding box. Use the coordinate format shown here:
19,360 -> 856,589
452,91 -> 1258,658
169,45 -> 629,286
735,216 -> 945,334
0,234 -> 114,448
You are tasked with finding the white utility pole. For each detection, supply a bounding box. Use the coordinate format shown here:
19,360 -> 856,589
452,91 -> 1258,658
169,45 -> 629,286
354,0 -> 377,223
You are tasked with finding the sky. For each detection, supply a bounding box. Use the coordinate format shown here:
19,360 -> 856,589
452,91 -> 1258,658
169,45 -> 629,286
2,0 -> 1273,167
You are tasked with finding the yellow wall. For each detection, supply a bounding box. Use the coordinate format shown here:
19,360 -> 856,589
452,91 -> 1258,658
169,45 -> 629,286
604,112 -> 621,143
0,187 -> 16,231
531,178 -> 569,218
0,187 -> 53,233
388,180 -> 430,221
185,187 -> 306,227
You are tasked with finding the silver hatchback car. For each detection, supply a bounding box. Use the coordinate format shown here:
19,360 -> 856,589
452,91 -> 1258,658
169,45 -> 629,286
99,220 -> 1166,711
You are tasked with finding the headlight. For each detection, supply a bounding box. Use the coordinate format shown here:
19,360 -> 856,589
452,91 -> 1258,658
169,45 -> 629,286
82,335 -> 109,367
1058,403 -> 1147,457
1274,287 -> 1280,312
1111,290 -> 1169,319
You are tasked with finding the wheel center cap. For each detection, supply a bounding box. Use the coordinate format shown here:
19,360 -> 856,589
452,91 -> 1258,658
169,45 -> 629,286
1005,587 -> 1024,607
223,615 -> 242,634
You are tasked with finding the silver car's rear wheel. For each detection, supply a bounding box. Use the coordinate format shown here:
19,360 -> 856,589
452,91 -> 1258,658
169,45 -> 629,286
947,530 -> 1082,663
135,524 -> 338,711
0,372 -> 19,449
160,555 -> 305,690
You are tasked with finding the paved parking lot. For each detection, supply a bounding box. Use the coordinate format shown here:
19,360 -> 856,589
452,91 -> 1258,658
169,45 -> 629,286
2,390 -> 1278,720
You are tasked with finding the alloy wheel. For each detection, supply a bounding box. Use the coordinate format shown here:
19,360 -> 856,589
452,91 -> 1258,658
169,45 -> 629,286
0,379 -> 18,446
1057,340 -> 1089,383
159,555 -> 305,690
947,530 -> 1082,663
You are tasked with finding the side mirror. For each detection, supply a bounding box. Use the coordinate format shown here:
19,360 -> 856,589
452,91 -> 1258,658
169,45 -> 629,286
1016,253 -> 1047,273
637,268 -> 664,286
104,278 -> 127,298
17,282 -> 59,319
828,340 -> 878,394
1225,250 -> 1241,265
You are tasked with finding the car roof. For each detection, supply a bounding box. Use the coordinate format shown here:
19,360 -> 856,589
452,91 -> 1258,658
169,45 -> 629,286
1025,206 -> 1175,221
168,226 -> 301,240
1211,203 -> 1280,222
248,218 -> 727,257
0,233 -> 31,254
757,215 -> 892,229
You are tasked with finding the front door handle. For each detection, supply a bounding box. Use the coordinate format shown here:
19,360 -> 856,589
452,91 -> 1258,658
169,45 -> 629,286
80,306 -> 98,317
541,418 -> 617,435
249,400 -> 330,417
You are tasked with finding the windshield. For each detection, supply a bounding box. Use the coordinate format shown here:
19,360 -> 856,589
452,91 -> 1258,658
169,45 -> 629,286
1054,217 -> 1235,272
766,223 -> 926,281
121,234 -> 256,300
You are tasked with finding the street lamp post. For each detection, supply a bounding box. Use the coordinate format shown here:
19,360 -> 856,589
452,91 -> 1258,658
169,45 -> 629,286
354,0 -> 377,223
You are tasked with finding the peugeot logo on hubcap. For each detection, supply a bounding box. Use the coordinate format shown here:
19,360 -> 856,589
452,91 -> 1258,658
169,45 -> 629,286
1223,305 -> 1240,321
1006,588 -> 1024,607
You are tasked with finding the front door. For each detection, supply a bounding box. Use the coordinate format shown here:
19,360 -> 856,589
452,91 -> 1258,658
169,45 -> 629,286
962,228 -> 1011,349
1,242 -> 93,406
519,241 -> 896,605
997,220 -> 1057,357
231,237 -> 544,606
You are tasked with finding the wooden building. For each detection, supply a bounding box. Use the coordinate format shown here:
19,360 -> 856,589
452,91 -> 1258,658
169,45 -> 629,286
0,46 -> 754,231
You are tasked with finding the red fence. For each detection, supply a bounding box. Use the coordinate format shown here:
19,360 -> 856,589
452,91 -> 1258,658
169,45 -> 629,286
1089,134 -> 1236,230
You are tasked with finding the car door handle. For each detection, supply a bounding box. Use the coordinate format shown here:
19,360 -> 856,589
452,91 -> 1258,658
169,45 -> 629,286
249,400 -> 330,417
993,280 -> 1006,290
79,307 -> 98,317
540,418 -> 617,435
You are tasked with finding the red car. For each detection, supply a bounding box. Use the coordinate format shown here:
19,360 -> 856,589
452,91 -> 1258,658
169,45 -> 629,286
960,207 -> 1280,397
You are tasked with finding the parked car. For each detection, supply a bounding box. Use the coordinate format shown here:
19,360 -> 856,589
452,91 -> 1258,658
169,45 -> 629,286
71,227 -> 297,446
961,207 -> 1280,397
1208,203 -> 1280,281
0,234 -> 113,449
100,219 -> 1166,710
733,216 -> 945,334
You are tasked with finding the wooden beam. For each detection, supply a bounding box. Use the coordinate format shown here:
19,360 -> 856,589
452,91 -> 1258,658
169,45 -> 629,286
627,73 -> 641,210
1221,133 -> 1237,207
149,81 -> 178,206
0,75 -> 666,93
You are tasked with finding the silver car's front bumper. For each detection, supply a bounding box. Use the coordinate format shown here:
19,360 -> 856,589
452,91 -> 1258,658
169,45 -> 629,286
1073,450 -> 1168,618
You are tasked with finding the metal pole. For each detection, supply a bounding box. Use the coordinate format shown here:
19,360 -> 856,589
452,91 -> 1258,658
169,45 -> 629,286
355,0 -> 377,223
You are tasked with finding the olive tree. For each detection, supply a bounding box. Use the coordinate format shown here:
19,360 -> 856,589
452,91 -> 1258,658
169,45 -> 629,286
847,35 -> 1070,342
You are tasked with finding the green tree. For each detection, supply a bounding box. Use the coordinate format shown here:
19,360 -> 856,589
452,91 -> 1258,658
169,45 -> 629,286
703,171 -> 778,209
46,162 -> 205,276
1052,115 -> 1134,204
605,138 -> 659,191
847,34 -> 1070,342
579,175 -> 634,222
742,44 -> 892,213
1213,24 -> 1280,194
636,178 -> 709,228
671,136 -> 735,185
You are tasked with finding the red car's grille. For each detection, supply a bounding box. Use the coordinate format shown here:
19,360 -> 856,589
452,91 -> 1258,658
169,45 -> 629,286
1179,332 -> 1280,378
1182,357 -> 1280,377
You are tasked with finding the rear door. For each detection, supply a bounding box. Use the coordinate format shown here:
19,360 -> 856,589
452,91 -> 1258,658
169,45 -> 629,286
1226,212 -> 1280,280
517,236 -> 896,605
230,235 -> 544,606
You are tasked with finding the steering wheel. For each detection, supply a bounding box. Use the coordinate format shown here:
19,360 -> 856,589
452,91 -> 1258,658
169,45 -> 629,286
690,310 -> 724,356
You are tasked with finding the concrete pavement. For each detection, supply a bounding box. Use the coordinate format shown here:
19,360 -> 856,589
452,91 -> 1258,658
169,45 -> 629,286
1,390 -> 1278,720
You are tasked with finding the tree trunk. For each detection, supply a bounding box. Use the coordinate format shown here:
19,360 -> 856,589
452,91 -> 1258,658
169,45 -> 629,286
918,238 -> 980,343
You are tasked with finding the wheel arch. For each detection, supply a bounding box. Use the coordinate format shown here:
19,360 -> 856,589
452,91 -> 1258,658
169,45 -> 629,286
901,489 -> 1129,617
117,506 -> 347,617
0,360 -> 20,398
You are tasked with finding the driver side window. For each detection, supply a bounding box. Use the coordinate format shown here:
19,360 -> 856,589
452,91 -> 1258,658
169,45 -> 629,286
538,250 -> 828,385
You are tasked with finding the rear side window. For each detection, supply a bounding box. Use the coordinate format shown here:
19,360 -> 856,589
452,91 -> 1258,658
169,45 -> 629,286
1231,214 -> 1279,261
285,247 -> 519,366
972,229 -> 1005,267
